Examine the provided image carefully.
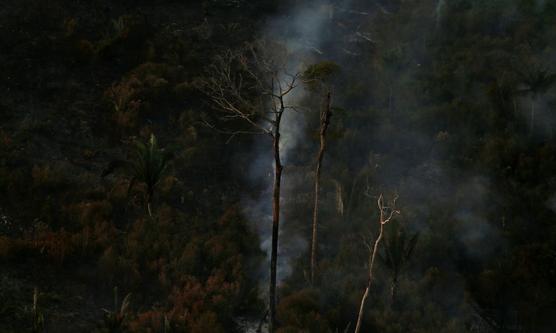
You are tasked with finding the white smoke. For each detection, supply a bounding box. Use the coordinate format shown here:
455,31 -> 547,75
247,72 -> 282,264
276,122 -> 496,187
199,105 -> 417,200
242,0 -> 353,288
265,0 -> 338,163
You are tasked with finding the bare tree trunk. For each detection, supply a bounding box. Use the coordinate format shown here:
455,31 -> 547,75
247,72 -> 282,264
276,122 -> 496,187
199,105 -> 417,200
354,219 -> 385,333
269,119 -> 283,333
354,195 -> 398,333
201,44 -> 300,332
310,91 -> 332,284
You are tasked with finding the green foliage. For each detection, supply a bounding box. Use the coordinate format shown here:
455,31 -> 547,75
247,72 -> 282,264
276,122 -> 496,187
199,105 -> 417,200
303,61 -> 341,87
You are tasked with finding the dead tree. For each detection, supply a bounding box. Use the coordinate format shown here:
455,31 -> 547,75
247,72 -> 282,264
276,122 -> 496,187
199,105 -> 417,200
310,91 -> 332,284
302,61 -> 339,285
201,41 -> 300,333
354,194 -> 399,333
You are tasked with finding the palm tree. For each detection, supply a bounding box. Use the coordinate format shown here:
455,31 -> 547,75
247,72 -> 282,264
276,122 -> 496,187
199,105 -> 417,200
379,221 -> 419,305
517,66 -> 556,134
128,134 -> 172,217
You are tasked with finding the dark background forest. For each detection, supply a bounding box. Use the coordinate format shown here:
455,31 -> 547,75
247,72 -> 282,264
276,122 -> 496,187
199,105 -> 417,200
1,0 -> 556,332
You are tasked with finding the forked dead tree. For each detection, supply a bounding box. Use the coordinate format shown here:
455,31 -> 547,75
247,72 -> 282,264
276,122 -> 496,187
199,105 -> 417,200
354,194 -> 399,333
201,41 -> 300,333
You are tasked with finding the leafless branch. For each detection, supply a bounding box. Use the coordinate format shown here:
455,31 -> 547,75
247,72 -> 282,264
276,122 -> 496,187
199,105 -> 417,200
197,118 -> 267,143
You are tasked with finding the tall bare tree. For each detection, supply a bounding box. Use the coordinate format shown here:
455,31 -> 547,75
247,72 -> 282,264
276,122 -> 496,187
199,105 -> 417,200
310,91 -> 332,284
354,194 -> 399,333
302,61 -> 339,284
201,41 -> 300,333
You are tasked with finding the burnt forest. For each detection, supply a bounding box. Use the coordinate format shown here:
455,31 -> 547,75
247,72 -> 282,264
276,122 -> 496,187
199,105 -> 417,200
1,0 -> 556,332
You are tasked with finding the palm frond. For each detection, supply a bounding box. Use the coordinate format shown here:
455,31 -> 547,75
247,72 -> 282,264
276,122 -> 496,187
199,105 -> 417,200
380,222 -> 419,274
125,134 -> 173,216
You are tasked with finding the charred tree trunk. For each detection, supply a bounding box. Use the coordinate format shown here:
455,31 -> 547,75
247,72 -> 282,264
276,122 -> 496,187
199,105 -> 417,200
310,91 -> 332,284
202,45 -> 300,332
269,114 -> 283,333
